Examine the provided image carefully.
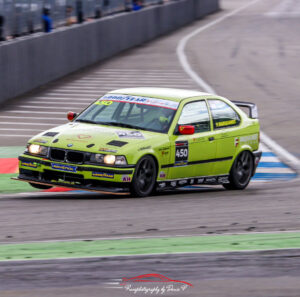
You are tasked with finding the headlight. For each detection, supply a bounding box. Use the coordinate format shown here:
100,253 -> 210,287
115,156 -> 127,165
90,154 -> 127,166
104,155 -> 116,165
28,144 -> 48,156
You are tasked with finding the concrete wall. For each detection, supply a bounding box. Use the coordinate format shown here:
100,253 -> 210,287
0,0 -> 219,105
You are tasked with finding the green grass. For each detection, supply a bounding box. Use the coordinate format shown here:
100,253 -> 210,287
1,232 -> 300,261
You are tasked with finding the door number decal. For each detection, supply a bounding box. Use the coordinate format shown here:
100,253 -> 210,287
175,141 -> 189,166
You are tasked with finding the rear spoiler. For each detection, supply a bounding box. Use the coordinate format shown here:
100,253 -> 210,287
231,101 -> 258,119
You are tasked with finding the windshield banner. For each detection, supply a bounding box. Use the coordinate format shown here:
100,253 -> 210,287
99,94 -> 179,110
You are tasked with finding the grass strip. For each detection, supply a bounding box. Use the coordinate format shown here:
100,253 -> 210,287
0,232 -> 299,261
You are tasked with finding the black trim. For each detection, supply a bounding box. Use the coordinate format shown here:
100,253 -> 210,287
19,156 -> 134,174
161,156 -> 233,169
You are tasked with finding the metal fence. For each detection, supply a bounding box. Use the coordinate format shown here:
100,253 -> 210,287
0,0 -> 167,39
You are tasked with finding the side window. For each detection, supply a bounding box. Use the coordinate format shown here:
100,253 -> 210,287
208,100 -> 240,129
178,101 -> 210,133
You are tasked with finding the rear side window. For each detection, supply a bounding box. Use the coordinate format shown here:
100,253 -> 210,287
208,100 -> 240,129
178,101 -> 210,133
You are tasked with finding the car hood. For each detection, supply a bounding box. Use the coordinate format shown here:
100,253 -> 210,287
29,122 -> 166,153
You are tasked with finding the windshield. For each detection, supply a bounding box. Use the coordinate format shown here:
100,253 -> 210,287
76,94 -> 178,133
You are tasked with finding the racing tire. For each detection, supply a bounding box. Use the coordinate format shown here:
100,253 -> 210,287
130,155 -> 157,197
223,151 -> 254,190
29,182 -> 53,190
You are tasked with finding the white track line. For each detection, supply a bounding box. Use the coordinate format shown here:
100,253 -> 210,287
176,0 -> 300,172
0,116 -> 65,120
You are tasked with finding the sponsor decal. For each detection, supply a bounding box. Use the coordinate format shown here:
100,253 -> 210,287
190,179 -> 194,184
67,144 -> 73,147
158,182 -> 166,188
77,134 -> 92,140
197,178 -> 204,184
100,94 -> 179,110
205,177 -> 217,183
175,141 -> 188,166
159,171 -> 166,178
51,163 -> 77,173
117,131 -> 144,139
33,138 -> 48,144
234,137 -> 239,147
21,161 -> 38,168
178,179 -> 188,186
92,172 -> 114,179
95,100 -> 113,106
240,134 -> 258,143
216,119 -> 236,127
138,146 -> 151,151
116,273 -> 193,295
98,147 -> 117,153
170,181 -> 177,187
218,176 -> 229,184
122,175 -> 131,182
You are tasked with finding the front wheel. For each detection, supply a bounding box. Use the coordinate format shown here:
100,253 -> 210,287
223,151 -> 254,190
130,156 -> 157,197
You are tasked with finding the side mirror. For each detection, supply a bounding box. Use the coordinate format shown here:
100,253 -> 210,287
67,111 -> 77,121
178,125 -> 195,135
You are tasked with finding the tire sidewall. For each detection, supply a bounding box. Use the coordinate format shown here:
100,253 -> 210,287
230,151 -> 254,189
131,155 -> 157,197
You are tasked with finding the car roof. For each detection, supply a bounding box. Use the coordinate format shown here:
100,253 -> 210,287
108,87 -> 212,102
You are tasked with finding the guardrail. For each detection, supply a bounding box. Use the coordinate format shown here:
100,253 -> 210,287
0,0 -> 169,38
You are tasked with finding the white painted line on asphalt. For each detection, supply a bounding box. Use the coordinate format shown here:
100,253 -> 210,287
0,134 -> 33,137
15,105 -> 79,110
0,116 -> 65,121
30,97 -> 94,101
0,122 -> 54,126
32,94 -> 97,99
176,0 -> 300,171
260,131 -> 300,169
255,167 -> 294,174
6,110 -> 65,114
26,101 -> 88,105
0,128 -> 43,132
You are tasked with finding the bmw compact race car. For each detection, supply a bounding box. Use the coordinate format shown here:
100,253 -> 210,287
14,88 -> 262,197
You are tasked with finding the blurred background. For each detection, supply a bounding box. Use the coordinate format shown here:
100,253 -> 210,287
0,0 -> 167,39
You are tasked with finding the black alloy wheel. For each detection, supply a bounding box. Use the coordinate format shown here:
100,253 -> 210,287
223,150 -> 254,190
131,155 -> 157,197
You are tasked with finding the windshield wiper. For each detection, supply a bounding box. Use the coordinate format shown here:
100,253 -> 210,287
76,119 -> 97,124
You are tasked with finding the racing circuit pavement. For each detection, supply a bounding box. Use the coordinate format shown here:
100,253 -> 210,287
0,0 -> 300,296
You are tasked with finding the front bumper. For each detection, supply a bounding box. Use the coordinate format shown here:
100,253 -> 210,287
17,155 -> 135,193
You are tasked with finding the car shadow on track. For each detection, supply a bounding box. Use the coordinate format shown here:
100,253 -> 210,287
5,185 -> 226,201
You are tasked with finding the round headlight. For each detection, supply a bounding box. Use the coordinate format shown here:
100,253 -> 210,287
104,155 -> 116,165
28,144 -> 48,156
28,144 -> 41,154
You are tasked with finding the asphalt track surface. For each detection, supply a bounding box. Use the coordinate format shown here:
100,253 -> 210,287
0,0 -> 300,296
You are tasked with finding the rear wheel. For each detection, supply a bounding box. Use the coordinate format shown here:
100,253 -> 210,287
29,182 -> 53,190
223,151 -> 254,190
130,156 -> 157,197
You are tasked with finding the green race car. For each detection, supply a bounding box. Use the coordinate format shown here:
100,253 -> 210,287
15,88 -> 262,197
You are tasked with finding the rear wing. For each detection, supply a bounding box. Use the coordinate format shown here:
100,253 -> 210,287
231,101 -> 258,119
